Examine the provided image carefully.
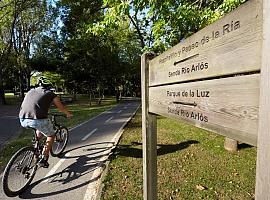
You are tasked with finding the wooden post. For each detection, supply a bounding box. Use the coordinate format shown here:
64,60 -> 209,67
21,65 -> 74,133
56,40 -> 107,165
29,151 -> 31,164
141,52 -> 157,200
224,137 -> 238,152
255,0 -> 270,199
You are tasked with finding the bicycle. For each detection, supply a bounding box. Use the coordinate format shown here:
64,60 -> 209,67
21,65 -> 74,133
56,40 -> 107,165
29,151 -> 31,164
2,114 -> 69,197
50,114 -> 69,157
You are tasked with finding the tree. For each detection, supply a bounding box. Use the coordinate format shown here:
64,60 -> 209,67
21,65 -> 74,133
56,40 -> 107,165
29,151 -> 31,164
31,32 -> 64,72
0,0 -> 14,104
0,0 -> 247,105
58,0 -> 143,101
11,0 -> 58,97
0,0 -> 58,104
88,0 -> 247,52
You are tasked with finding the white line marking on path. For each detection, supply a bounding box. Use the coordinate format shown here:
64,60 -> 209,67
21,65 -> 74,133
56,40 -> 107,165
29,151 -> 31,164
83,105 -> 140,200
117,110 -> 122,113
81,128 -> 98,141
0,107 -> 125,183
69,110 -> 109,131
42,152 -> 71,183
105,116 -> 113,123
40,107 -> 119,183
0,115 -> 18,119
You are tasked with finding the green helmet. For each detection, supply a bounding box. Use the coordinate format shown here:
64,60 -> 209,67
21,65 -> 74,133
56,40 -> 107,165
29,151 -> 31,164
37,77 -> 52,88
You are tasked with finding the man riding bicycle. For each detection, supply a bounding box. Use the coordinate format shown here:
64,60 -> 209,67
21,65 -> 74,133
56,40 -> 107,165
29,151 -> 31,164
19,77 -> 72,168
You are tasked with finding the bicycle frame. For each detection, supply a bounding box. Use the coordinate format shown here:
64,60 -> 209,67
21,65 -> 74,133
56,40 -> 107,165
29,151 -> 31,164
51,114 -> 65,129
31,128 -> 43,160
2,115 -> 68,197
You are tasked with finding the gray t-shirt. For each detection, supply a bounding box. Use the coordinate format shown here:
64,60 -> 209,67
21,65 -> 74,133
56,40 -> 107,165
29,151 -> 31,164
19,87 -> 57,119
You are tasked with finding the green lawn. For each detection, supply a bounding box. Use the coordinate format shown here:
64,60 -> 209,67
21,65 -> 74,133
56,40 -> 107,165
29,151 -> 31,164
4,93 -> 21,105
0,96 -> 117,171
101,110 -> 256,200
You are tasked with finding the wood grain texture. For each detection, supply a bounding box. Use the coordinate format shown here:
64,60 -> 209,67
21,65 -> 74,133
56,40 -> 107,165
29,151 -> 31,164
149,0 -> 262,86
149,74 -> 260,146
141,53 -> 157,200
255,0 -> 270,198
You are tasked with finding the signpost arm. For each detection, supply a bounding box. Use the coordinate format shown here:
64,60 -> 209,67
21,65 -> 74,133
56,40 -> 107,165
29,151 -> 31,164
141,52 -> 157,200
255,0 -> 270,198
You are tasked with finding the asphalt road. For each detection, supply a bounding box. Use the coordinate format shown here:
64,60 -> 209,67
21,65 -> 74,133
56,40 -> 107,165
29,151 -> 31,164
0,98 -> 140,200
0,105 -> 21,151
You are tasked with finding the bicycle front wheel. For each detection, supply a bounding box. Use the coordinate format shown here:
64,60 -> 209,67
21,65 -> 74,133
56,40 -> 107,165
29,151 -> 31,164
51,126 -> 69,157
2,146 -> 38,197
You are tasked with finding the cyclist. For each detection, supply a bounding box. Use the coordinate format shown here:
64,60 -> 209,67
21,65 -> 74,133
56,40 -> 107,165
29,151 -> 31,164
19,77 -> 72,168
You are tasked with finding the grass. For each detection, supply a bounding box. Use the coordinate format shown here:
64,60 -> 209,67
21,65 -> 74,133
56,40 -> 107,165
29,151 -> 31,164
101,110 -> 256,200
0,96 -> 117,171
4,93 -> 21,105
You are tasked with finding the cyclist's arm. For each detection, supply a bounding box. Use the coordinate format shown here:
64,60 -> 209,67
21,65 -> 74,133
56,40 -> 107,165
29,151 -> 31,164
53,96 -> 73,118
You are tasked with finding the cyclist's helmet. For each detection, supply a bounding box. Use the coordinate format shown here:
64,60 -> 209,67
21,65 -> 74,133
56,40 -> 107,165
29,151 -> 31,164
37,77 -> 52,88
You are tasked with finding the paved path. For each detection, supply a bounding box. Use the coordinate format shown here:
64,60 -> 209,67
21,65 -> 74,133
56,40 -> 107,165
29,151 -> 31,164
0,98 -> 140,200
0,104 -> 21,151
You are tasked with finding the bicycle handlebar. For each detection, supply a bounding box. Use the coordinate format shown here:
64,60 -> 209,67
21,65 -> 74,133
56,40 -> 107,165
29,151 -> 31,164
49,113 -> 67,118
49,113 -> 67,125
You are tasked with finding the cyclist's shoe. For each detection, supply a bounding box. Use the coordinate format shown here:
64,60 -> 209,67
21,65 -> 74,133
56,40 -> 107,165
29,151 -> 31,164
38,156 -> 49,168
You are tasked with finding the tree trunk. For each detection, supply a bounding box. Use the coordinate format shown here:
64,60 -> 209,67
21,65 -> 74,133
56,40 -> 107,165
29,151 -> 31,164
89,92 -> 92,106
119,90 -> 122,101
98,91 -> 104,105
115,88 -> 120,102
26,72 -> 31,91
0,70 -> 6,105
19,70 -> 25,99
0,88 -> 6,105
97,88 -> 101,105
72,90 -> 77,101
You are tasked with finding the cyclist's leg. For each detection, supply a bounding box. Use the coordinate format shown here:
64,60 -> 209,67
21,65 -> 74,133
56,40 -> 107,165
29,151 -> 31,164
29,119 -> 55,167
37,135 -> 54,168
33,119 -> 55,156
19,118 -> 55,167
42,135 -> 55,158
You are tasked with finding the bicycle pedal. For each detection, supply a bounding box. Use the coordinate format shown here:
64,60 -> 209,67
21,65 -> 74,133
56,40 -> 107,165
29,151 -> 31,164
38,162 -> 49,168
38,158 -> 49,168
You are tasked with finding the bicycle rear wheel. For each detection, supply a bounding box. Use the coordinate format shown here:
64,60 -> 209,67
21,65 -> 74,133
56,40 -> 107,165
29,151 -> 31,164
2,146 -> 38,197
51,126 -> 69,157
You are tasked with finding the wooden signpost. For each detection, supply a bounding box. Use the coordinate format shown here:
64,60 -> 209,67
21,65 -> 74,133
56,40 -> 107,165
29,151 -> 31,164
141,0 -> 270,199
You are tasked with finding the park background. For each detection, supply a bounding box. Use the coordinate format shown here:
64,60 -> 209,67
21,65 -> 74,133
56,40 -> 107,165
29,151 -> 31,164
0,0 -> 256,199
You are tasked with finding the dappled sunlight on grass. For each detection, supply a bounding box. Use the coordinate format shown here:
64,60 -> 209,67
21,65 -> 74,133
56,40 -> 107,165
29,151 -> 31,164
101,111 -> 256,200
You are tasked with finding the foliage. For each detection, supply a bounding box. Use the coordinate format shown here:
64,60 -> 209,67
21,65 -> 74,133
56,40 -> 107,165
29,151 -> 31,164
0,0 -> 248,103
0,0 -> 58,102
88,0 -> 247,52
58,0 -> 141,98
31,32 -> 64,72
30,71 -> 65,92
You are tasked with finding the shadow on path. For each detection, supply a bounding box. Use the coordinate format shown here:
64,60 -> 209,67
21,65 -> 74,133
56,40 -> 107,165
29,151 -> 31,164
18,139 -> 199,199
19,142 -> 114,199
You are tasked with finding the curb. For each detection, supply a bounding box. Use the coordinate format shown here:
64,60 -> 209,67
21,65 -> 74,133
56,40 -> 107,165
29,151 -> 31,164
84,104 -> 140,200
